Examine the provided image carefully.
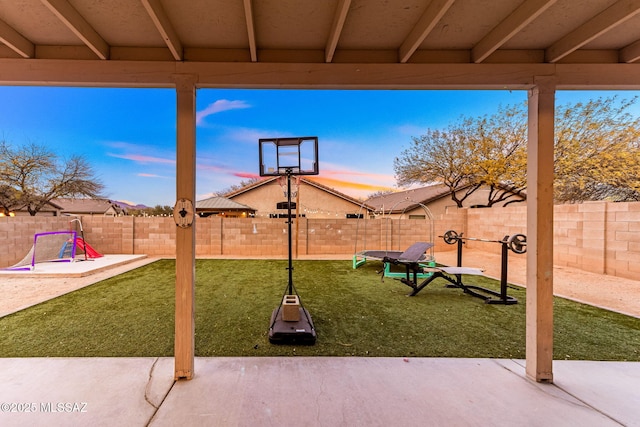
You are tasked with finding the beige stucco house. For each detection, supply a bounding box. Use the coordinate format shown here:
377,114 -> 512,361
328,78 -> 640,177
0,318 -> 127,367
225,177 -> 373,219
366,184 -> 526,218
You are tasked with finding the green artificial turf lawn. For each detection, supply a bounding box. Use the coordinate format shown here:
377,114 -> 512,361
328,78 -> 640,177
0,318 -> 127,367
1,259 -> 639,360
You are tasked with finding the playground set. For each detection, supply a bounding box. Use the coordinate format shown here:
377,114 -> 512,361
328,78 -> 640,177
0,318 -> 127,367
3,218 -> 102,271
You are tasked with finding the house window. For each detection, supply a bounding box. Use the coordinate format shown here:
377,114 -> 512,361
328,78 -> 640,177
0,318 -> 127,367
408,215 -> 425,219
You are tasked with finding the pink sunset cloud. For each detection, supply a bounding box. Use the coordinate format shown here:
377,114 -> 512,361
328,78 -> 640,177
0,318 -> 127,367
108,153 -> 175,165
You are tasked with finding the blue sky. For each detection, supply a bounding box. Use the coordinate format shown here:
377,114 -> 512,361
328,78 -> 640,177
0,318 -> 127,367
0,86 -> 637,207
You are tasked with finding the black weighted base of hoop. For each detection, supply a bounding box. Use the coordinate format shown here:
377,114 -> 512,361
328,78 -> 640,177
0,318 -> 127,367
268,307 -> 317,344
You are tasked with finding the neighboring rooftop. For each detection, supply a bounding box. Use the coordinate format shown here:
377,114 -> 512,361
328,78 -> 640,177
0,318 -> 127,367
366,184 -> 454,213
53,198 -> 125,216
195,196 -> 255,217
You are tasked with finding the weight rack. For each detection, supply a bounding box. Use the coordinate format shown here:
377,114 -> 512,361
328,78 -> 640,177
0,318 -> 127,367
393,230 -> 525,304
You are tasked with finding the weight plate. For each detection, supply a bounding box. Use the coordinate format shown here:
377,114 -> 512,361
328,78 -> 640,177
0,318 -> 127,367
508,233 -> 527,254
443,229 -> 459,245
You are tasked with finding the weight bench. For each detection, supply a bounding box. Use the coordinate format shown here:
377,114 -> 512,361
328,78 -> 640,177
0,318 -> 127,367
381,242 -> 434,283
382,242 -> 517,304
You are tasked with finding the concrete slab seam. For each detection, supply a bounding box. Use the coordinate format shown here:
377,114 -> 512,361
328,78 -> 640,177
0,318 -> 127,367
550,382 -> 627,426
145,358 -> 176,426
495,358 -> 622,420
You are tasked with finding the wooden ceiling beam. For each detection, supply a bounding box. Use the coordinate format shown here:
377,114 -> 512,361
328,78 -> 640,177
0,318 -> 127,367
398,0 -> 455,63
141,0 -> 183,61
620,39 -> 640,63
243,0 -> 257,62
325,0 -> 351,63
546,0 -> 640,63
472,0 -> 557,63
41,0 -> 109,60
1,59 -> 639,90
0,18 -> 34,58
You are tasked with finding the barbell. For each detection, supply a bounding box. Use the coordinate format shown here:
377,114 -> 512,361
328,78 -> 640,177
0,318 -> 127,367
441,229 -> 527,254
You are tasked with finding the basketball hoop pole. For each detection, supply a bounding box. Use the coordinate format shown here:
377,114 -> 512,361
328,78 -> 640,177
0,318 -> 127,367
285,168 -> 294,295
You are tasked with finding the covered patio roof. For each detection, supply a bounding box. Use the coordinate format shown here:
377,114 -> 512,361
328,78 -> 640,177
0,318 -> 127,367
0,0 -> 639,88
1,1 -> 638,383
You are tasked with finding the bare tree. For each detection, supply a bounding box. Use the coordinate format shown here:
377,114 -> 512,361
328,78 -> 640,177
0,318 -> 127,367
216,177 -> 262,196
0,141 -> 105,215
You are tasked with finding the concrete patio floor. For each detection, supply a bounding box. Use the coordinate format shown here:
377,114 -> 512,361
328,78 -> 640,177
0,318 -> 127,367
1,357 -> 639,426
1,250 -> 639,426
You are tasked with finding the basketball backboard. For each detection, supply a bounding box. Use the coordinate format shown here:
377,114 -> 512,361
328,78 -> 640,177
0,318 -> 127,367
259,137 -> 319,176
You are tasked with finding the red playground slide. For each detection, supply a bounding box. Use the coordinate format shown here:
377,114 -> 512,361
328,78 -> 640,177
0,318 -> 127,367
75,237 -> 104,258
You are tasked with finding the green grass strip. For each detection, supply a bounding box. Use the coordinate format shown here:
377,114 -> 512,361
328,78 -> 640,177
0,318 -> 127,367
1,259 -> 639,360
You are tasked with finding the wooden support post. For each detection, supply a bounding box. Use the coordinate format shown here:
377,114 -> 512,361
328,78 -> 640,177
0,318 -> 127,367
173,74 -> 197,380
526,77 -> 555,383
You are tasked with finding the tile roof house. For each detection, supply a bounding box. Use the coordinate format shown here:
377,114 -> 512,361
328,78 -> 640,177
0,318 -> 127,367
195,196 -> 255,218
10,198 -> 125,216
7,200 -> 63,216
225,177 -> 374,219
53,198 -> 125,216
366,183 -> 526,218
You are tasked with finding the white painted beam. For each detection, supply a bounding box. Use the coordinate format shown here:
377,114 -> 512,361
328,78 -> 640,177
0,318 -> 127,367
1,60 -> 640,90
41,0 -> 109,60
620,39 -> 640,63
0,19 -> 35,58
398,0 -> 455,63
546,0 -> 640,63
243,0 -> 257,62
526,76 -> 556,383
173,74 -> 197,380
472,0 -> 557,63
325,0 -> 351,63
141,0 -> 183,61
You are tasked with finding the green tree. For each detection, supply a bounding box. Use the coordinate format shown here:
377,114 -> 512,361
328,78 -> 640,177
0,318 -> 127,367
554,96 -> 640,202
150,205 -> 173,216
394,104 -> 527,207
0,141 -> 105,215
395,97 -> 640,205
394,128 -> 476,207
461,105 -> 528,206
119,205 -> 172,216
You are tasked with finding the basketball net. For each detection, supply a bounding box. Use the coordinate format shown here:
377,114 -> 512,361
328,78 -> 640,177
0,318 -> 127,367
277,176 -> 299,198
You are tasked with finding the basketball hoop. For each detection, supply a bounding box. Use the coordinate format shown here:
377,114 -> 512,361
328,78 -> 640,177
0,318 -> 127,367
259,136 -> 318,345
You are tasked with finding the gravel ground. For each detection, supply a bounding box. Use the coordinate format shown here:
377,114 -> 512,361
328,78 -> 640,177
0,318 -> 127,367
435,249 -> 640,318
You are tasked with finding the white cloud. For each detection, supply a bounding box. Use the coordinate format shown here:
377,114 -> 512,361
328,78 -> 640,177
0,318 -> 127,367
196,99 -> 251,125
395,123 -> 427,136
